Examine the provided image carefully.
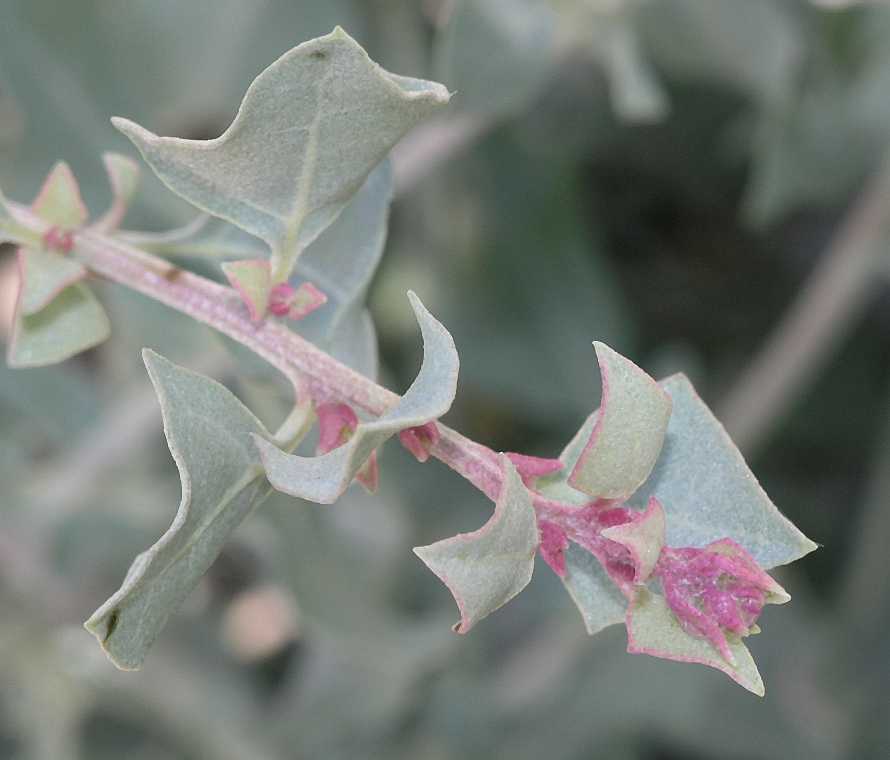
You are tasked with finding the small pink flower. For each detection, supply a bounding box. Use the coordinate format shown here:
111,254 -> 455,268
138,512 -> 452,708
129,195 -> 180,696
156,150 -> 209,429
655,538 -> 789,664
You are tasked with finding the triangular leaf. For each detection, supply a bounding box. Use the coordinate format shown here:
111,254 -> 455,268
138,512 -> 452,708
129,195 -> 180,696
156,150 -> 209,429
221,259 -> 272,322
8,281 -> 110,368
114,27 -> 450,280
254,291 -> 459,503
414,455 -> 538,633
84,351 -> 311,670
626,588 -> 764,696
601,496 -> 666,583
569,342 -> 672,500
17,246 -> 87,316
31,161 -> 88,229
630,374 -> 817,569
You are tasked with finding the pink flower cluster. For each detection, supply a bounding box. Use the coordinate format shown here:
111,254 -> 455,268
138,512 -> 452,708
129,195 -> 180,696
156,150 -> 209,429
655,538 -> 789,663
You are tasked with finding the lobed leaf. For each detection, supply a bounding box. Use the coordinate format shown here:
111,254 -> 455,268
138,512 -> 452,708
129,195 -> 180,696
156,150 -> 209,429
113,27 -> 450,281
84,350 -> 311,670
630,374 -> 818,569
254,292 -> 459,503
414,455 -> 539,633
626,588 -> 764,696
569,341 -> 672,500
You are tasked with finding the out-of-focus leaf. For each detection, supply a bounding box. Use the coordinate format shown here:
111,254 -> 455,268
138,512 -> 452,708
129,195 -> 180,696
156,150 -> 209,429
255,292 -> 458,503
84,350 -> 311,670
8,282 -> 110,368
18,248 -> 86,316
626,587 -> 764,696
638,0 -> 802,107
569,342 -> 672,500
630,374 -> 818,569
414,456 -> 538,633
434,0 -> 558,118
94,152 -> 140,232
115,28 -> 450,280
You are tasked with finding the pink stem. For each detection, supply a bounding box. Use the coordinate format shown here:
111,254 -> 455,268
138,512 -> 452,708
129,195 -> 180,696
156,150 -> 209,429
6,201 -> 507,502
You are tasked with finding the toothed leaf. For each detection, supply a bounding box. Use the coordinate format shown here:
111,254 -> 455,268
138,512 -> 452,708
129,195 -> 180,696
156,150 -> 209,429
114,28 -> 450,280
414,456 -> 538,633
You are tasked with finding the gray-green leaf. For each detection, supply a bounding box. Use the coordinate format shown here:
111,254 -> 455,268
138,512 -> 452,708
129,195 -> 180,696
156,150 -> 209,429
255,291 -> 459,503
569,342 -> 672,500
414,455 -> 539,633
84,350 -> 310,670
8,282 -> 110,368
627,588 -> 764,696
113,27 -> 450,281
630,374 -> 817,569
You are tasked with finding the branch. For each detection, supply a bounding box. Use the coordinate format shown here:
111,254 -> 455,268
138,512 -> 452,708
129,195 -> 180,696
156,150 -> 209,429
8,200 -> 506,503
718,155 -> 890,454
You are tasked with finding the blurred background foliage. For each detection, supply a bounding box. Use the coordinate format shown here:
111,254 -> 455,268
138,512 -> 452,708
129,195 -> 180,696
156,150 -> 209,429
1,0 -> 889,757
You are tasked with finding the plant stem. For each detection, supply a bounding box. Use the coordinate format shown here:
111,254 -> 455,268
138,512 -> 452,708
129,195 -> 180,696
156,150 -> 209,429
8,200 -> 507,503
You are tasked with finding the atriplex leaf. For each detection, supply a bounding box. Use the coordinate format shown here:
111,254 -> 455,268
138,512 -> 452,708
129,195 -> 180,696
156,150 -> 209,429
560,542 -> 627,635
414,455 -> 539,633
84,350 -> 312,670
601,497 -> 666,583
113,27 -> 450,281
17,247 -> 86,316
6,163 -> 111,368
254,291 -> 459,503
222,259 -> 272,322
630,374 -> 818,569
294,161 -> 392,378
94,152 -> 141,232
30,161 -> 88,229
626,588 -> 765,696
8,281 -> 109,369
569,341 -> 672,500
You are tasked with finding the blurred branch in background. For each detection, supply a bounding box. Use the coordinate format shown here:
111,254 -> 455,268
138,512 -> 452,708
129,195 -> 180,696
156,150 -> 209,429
719,154 -> 890,454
